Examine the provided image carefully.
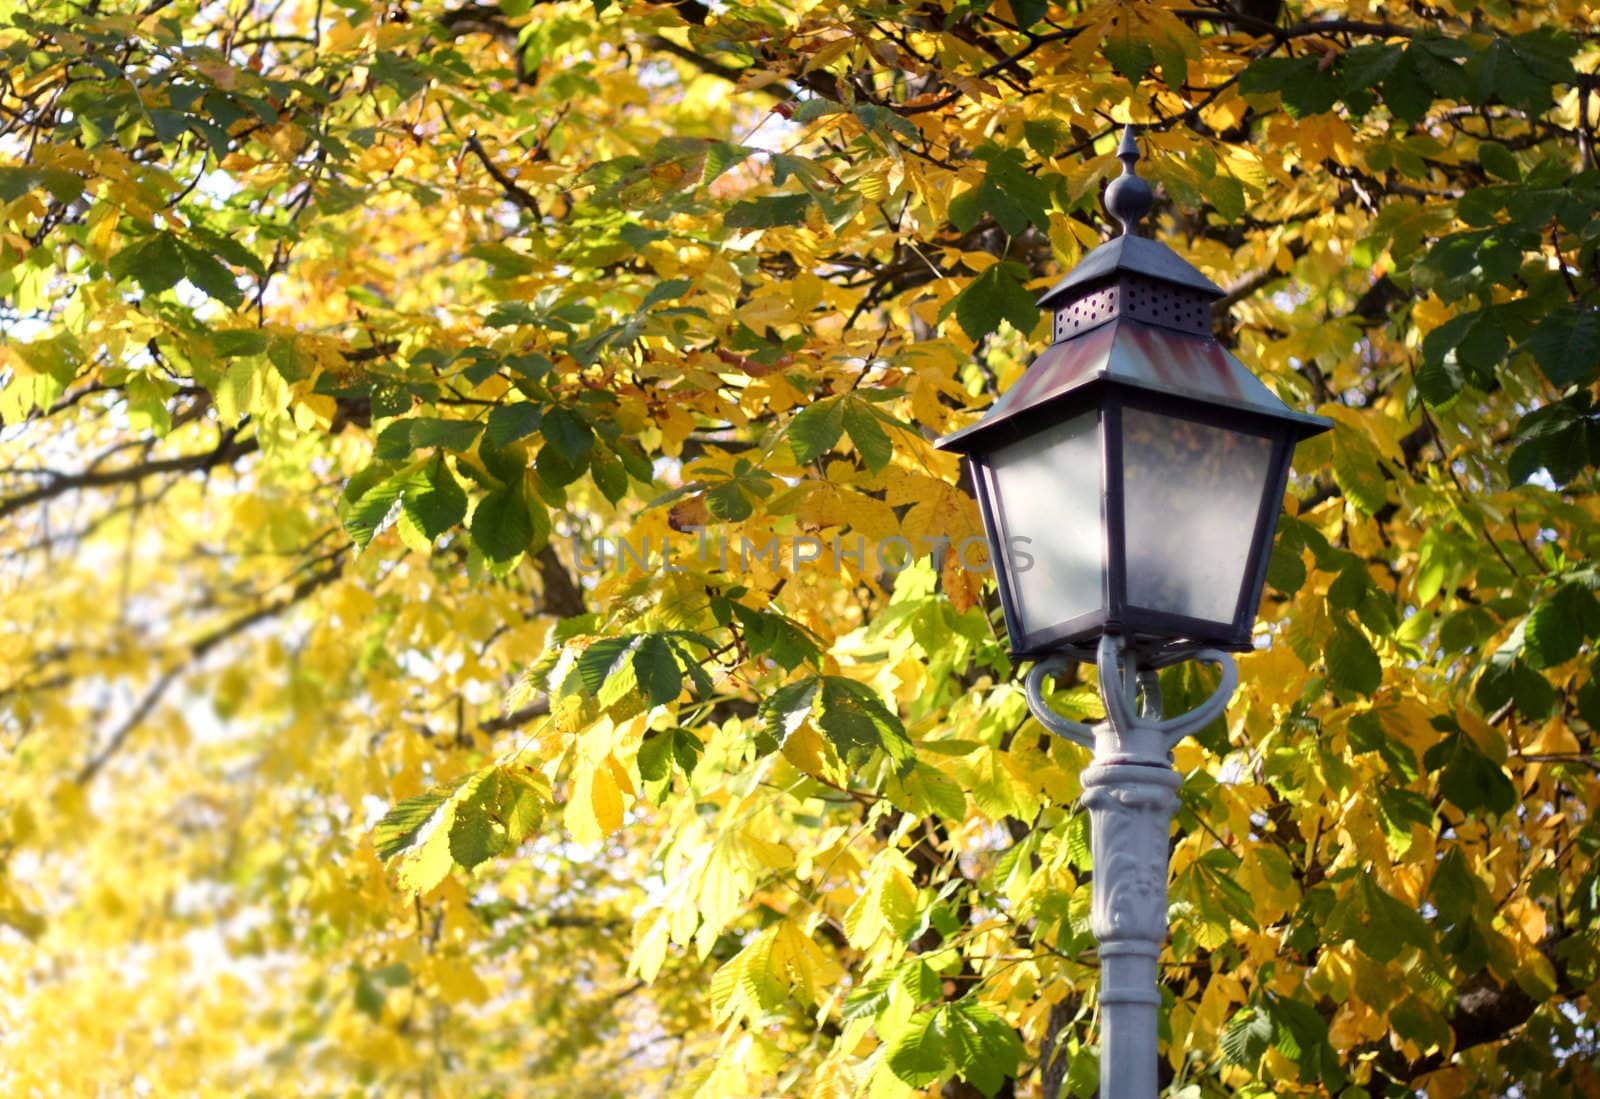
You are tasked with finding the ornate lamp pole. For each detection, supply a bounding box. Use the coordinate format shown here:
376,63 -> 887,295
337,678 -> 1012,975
936,127 -> 1331,1097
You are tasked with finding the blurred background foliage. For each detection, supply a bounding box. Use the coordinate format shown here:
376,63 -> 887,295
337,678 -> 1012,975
1,0 -> 1598,1095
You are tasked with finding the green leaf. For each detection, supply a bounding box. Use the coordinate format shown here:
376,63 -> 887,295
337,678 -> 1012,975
632,634 -> 683,708
343,469 -> 414,548
818,676 -> 913,767
409,417 -> 484,451
353,971 -> 387,1020
590,446 -> 630,504
212,329 -> 270,357
1428,847 -> 1486,925
497,770 -> 545,843
888,1010 -> 949,1088
1065,812 -> 1091,871
1265,541 -> 1306,596
109,234 -> 187,295
448,801 -> 502,870
373,792 -> 447,859
762,677 -> 820,743
891,762 -> 968,823
949,146 -> 1053,237
841,972 -> 893,1023
638,728 -> 700,784
725,193 -> 811,229
1447,746 -> 1520,816
542,406 -> 596,463
1427,731 -> 1518,817
402,457 -> 467,541
1009,0 -> 1048,29
841,398 -> 892,471
1377,785 -> 1435,852
1578,671 -> 1600,731
371,962 -> 410,988
1336,44 -> 1403,103
471,486 -> 534,562
636,730 -> 673,783
1207,175 -> 1245,223
1221,1006 -> 1274,1069
1326,560 -> 1369,611
730,605 -> 818,670
486,402 -> 542,448
1421,308 -> 1507,390
954,262 -> 1038,343
1418,231 -> 1531,304
1065,1045 -> 1099,1098
1196,850 -> 1262,931
1327,619 -> 1382,696
636,726 -> 700,787
1471,29 -> 1576,112
575,636 -> 638,698
1103,35 -> 1154,85
1512,659 -> 1557,719
788,398 -> 845,464
941,1001 -> 1025,1097
640,277 -> 693,310
1240,56 -> 1339,117
1401,34 -> 1472,103
1265,991 -> 1347,1089
1520,305 -> 1600,388
191,224 -> 267,277
536,442 -> 588,488
1022,119 -> 1062,156
373,420 -> 416,462
670,726 -> 704,774
1523,585 -> 1599,669
705,480 -> 753,521
0,165 -> 84,203
1478,141 -> 1520,182
1508,395 -> 1600,486
177,241 -> 244,307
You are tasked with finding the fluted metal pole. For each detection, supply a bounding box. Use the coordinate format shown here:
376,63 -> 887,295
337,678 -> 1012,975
1082,740 -> 1181,1098
1025,636 -> 1237,1099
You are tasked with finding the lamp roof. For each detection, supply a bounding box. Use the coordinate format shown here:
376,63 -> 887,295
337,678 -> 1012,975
935,319 -> 1331,455
1035,234 -> 1223,308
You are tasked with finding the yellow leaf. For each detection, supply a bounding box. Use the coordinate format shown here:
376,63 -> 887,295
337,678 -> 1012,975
566,753 -> 626,843
631,911 -> 671,983
843,855 -> 919,948
396,803 -> 456,895
941,548 -> 984,614
771,918 -> 843,1004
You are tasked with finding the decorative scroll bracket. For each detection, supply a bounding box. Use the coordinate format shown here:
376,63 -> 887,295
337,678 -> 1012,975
1023,633 -> 1238,756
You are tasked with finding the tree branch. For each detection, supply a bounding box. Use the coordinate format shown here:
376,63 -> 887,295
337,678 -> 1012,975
0,428 -> 258,521
75,554 -> 348,783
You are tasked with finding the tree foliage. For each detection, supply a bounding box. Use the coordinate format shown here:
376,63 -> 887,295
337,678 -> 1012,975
2,0 -> 1599,1095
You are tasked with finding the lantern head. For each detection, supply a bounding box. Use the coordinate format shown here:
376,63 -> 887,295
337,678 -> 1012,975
937,127 -> 1331,659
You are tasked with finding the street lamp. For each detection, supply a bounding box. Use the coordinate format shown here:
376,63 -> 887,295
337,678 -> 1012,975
936,127 -> 1330,1097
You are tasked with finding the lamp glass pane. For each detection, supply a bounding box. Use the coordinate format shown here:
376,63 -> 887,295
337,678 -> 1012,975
987,411 -> 1104,635
1121,407 -> 1274,624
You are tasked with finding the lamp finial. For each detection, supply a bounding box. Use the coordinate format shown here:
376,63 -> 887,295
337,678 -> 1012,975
1105,124 -> 1153,235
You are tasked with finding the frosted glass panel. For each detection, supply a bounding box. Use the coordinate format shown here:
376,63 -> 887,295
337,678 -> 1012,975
987,412 -> 1104,635
1121,408 -> 1274,623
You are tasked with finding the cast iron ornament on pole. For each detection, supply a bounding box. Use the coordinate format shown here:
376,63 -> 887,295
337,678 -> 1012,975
936,127 -> 1332,1098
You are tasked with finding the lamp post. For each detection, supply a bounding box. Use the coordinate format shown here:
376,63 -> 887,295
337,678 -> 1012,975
936,127 -> 1331,1097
